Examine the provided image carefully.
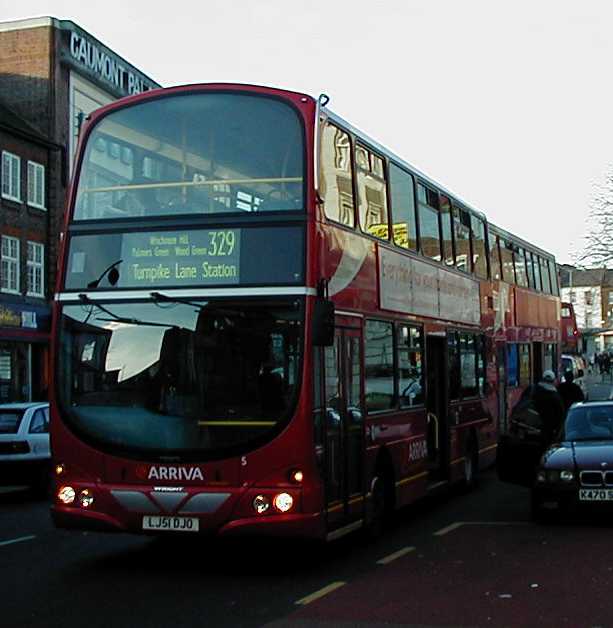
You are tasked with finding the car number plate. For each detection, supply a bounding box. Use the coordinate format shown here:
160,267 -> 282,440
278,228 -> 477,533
579,489 -> 613,501
142,515 -> 199,532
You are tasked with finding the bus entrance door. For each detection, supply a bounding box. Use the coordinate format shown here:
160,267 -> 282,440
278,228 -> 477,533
425,335 -> 449,484
323,322 -> 365,538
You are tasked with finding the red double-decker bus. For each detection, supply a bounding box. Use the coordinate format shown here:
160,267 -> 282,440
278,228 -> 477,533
560,301 -> 581,354
50,84 -> 560,540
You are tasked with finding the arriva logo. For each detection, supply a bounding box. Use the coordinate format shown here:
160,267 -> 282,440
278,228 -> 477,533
147,466 -> 204,481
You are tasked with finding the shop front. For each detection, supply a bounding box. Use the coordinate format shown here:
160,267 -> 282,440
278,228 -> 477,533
0,302 -> 50,402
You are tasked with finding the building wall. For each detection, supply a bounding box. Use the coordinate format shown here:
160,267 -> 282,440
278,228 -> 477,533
0,24 -> 53,137
0,17 -> 160,401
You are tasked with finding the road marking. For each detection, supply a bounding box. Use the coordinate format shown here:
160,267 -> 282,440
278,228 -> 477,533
376,545 -> 416,565
0,486 -> 28,494
295,581 -> 346,605
0,535 -> 36,547
434,521 -> 530,536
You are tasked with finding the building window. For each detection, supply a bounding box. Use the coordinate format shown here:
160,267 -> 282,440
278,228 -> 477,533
27,241 -> 44,297
1,236 -> 20,294
27,161 -> 45,210
585,290 -> 593,306
1,151 -> 21,202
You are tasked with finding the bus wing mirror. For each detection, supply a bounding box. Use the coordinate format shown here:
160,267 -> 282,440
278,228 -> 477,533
312,299 -> 335,346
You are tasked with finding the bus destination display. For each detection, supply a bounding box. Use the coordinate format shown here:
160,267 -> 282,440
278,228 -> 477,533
120,229 -> 241,286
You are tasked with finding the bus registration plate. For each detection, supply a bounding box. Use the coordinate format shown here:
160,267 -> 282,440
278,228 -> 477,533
142,515 -> 199,532
579,489 -> 613,501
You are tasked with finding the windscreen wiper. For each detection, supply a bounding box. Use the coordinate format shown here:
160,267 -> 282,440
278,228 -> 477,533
78,294 -> 178,329
87,259 -> 122,289
150,291 -> 206,309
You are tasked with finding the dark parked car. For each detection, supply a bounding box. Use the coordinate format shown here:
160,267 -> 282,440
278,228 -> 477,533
498,401 -> 613,520
0,402 -> 50,494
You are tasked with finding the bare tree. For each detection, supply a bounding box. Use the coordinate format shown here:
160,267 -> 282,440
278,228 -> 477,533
577,166 -> 613,268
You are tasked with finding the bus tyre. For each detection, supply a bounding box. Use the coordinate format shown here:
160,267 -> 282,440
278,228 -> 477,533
364,473 -> 386,541
463,438 -> 479,491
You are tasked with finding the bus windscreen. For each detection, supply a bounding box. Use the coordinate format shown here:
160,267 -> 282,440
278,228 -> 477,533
58,298 -> 303,458
73,92 -> 304,220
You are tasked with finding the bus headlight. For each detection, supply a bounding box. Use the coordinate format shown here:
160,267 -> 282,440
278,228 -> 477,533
79,489 -> 95,508
560,470 -> 574,482
273,492 -> 294,513
58,486 -> 76,505
253,494 -> 271,514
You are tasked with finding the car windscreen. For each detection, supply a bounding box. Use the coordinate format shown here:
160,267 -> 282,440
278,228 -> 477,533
0,411 -> 24,434
73,92 -> 304,220
563,406 -> 613,440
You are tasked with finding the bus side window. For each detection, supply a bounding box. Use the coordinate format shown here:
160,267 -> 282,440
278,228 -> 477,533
548,260 -> 559,295
453,206 -> 471,273
514,246 -> 528,287
416,183 -> 441,261
356,145 -> 389,240
540,257 -> 552,294
488,230 -> 502,281
471,215 -> 488,279
524,251 -> 534,289
500,239 -> 516,284
389,163 -> 418,251
319,122 -> 356,227
533,254 -> 543,292
440,194 -> 454,267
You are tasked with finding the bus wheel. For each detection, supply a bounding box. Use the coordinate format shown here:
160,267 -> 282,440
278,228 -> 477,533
463,438 -> 479,491
364,472 -> 386,541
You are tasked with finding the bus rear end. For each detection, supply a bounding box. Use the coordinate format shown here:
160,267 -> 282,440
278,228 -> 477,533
50,85 -> 326,538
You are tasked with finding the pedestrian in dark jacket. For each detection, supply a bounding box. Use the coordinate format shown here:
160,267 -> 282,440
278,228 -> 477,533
531,370 -> 566,444
557,369 -> 585,412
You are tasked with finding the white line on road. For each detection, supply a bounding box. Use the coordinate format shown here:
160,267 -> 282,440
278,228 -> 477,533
376,546 -> 416,565
434,521 -> 530,536
0,535 -> 36,547
295,581 -> 346,605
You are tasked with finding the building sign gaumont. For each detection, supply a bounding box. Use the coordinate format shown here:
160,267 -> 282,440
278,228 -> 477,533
63,29 -> 158,98
378,247 -> 480,325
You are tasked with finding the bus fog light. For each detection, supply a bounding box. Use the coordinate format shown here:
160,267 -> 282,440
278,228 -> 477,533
273,492 -> 293,513
58,486 -> 76,505
79,489 -> 94,508
253,494 -> 270,514
289,469 -> 304,483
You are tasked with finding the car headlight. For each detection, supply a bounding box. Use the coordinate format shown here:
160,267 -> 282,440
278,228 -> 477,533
560,470 -> 574,482
536,469 -> 560,483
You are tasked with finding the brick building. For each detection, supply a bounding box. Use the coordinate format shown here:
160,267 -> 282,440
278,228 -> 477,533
0,17 -> 160,401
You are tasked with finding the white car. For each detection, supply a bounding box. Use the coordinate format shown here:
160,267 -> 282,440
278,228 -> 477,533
0,402 -> 50,494
561,354 -> 587,398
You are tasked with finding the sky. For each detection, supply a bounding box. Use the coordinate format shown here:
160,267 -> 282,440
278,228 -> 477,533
4,0 -> 613,264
